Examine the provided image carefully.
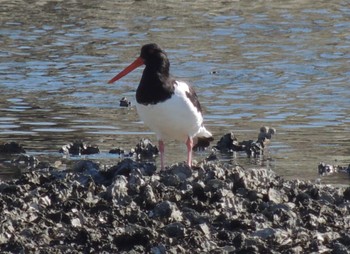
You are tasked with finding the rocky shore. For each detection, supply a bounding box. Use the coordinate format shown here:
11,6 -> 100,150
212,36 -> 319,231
1,155 -> 350,253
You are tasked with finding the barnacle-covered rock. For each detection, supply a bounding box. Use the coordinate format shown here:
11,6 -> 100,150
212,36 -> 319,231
0,142 -> 26,154
59,141 -> 100,155
0,159 -> 349,253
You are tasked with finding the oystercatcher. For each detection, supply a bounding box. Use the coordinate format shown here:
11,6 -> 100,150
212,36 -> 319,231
108,43 -> 213,170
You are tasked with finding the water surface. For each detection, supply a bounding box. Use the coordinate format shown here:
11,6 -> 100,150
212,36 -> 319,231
1,0 -> 350,184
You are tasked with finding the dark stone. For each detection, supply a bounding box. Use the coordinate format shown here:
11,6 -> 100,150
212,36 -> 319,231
134,138 -> 159,159
109,147 -> 124,154
296,192 -> 311,206
0,142 -> 25,154
59,141 -> 100,155
343,187 -> 350,201
193,136 -> 214,151
114,224 -> 154,250
120,97 -> 131,107
164,222 -> 185,238
215,132 -> 237,152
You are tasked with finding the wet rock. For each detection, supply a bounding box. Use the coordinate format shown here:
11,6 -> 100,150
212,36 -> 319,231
109,147 -> 135,158
114,224 -> 155,250
318,162 -> 350,176
164,222 -> 185,238
11,154 -> 39,169
35,161 -> 58,172
152,201 -> 183,222
239,140 -> 263,157
193,136 -> 214,151
59,141 -> 100,155
72,160 -> 106,184
268,187 -> 288,204
134,138 -> 158,159
141,185 -> 157,208
120,97 -> 131,107
105,158 -> 156,180
331,242 -> 349,254
205,152 -> 218,161
257,126 -> 276,147
109,147 -> 124,154
0,142 -> 25,154
318,162 -> 337,175
198,223 -> 211,238
215,127 -> 276,158
215,132 -> 237,152
343,187 -> 350,201
167,163 -> 192,181
253,227 -> 276,239
151,244 -> 166,254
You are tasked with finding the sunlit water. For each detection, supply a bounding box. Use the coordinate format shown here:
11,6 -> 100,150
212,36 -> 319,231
1,0 -> 349,184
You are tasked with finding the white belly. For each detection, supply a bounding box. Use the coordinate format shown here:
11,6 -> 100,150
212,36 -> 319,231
136,81 -> 205,142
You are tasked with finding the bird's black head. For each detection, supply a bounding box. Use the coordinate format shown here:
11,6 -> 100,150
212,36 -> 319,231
108,43 -> 171,84
140,43 -> 170,72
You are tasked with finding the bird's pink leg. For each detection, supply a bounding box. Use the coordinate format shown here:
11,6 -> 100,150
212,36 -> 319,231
158,140 -> 165,170
186,137 -> 193,168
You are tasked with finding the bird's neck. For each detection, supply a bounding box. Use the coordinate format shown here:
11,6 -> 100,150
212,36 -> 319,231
136,68 -> 175,105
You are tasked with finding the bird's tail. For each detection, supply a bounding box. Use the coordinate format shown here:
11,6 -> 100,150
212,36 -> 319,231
193,127 -> 213,150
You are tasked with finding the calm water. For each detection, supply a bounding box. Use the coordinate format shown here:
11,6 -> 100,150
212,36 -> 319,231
1,0 -> 349,184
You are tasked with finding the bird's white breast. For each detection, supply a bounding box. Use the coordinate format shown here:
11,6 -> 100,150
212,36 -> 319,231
136,81 -> 204,142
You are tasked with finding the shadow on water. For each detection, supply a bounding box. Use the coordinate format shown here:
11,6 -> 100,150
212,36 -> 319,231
1,0 -> 350,184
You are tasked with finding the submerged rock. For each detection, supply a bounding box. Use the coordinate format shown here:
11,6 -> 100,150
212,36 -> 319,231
193,136 -> 214,151
215,127 -> 276,157
59,141 -> 100,155
119,97 -> 131,107
318,162 -> 350,176
11,154 -> 39,168
0,142 -> 25,154
134,138 -> 159,159
257,126 -> 276,148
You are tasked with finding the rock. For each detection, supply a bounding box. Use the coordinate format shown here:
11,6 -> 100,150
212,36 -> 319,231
11,154 -> 39,169
152,201 -> 183,222
215,127 -> 275,157
151,244 -> 167,254
318,162 -> 337,175
72,160 -> 106,184
0,142 -> 25,154
193,136 -> 214,151
318,162 -> 350,176
215,132 -> 237,152
105,158 -> 156,180
205,152 -> 218,161
257,126 -> 276,147
120,97 -> 131,107
114,224 -> 155,250
331,242 -> 349,254
106,175 -> 130,204
168,163 -> 192,181
164,222 -> 185,238
135,138 -> 159,159
109,147 -> 136,157
268,188 -> 288,204
198,223 -> 211,238
0,159 -> 349,253
253,228 -> 276,239
59,141 -> 100,155
109,147 -> 125,155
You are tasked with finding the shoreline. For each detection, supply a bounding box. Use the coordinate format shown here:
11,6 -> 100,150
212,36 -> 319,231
1,157 -> 350,253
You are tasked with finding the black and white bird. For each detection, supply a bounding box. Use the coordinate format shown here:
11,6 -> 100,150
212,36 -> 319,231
108,43 -> 213,170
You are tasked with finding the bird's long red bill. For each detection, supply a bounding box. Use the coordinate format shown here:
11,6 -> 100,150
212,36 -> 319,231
108,57 -> 144,84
